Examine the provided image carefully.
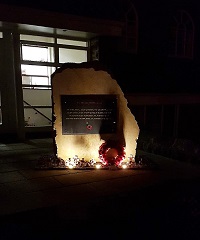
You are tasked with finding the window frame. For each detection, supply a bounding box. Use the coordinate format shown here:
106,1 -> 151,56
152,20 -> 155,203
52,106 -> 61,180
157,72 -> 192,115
169,10 -> 194,59
20,33 -> 89,127
20,35 -> 89,89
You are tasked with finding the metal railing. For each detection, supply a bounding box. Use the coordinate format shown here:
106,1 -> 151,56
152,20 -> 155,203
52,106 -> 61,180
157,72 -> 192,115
23,100 -> 52,125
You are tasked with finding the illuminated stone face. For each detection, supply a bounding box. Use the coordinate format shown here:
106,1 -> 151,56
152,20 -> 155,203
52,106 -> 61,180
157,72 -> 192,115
52,63 -> 139,162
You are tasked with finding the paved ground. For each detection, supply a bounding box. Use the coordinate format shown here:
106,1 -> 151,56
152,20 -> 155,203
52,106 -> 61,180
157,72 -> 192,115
0,138 -> 200,239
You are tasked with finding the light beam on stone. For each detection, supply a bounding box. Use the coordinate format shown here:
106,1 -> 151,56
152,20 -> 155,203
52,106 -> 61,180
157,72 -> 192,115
51,62 -> 140,166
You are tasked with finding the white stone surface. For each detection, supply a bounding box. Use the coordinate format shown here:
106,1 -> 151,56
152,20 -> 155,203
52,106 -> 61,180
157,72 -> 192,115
52,65 -> 139,162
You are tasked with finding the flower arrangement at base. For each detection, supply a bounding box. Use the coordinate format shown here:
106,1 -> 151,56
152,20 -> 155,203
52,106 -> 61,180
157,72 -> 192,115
36,154 -> 66,169
99,140 -> 126,167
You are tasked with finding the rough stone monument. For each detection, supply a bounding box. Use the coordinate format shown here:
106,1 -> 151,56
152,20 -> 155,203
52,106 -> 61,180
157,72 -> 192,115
51,61 -> 139,168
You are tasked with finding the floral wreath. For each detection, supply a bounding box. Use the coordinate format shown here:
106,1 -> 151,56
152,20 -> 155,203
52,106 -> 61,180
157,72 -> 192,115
99,140 -> 126,166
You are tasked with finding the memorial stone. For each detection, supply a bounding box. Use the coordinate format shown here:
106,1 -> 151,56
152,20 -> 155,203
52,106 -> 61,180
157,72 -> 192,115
51,61 -> 139,165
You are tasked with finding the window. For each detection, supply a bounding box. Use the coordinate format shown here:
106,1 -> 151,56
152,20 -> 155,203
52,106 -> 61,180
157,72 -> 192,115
21,65 -> 54,88
59,48 -> 87,63
57,39 -> 87,47
169,10 -> 194,59
20,34 -> 88,127
20,35 -> 88,88
22,45 -> 54,62
123,2 -> 138,53
20,35 -> 55,43
21,42 -> 55,89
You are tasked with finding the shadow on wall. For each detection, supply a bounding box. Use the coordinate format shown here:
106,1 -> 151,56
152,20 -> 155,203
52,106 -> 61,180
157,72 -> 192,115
99,109 -> 125,148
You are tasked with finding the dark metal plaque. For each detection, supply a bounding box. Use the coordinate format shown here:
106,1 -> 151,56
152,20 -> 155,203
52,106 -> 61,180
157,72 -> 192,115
61,95 -> 118,135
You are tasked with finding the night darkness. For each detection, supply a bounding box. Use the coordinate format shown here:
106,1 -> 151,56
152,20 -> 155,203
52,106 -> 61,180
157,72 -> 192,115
0,1 -> 200,238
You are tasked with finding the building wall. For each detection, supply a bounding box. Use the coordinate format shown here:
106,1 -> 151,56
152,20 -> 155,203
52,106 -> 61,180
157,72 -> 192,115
0,1 -> 199,144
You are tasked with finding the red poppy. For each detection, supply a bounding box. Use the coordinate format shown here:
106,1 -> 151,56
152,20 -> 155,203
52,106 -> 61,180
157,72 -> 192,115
87,125 -> 93,130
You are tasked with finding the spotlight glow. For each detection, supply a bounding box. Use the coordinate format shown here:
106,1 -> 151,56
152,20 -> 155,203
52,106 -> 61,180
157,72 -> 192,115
96,164 -> 101,169
122,164 -> 127,169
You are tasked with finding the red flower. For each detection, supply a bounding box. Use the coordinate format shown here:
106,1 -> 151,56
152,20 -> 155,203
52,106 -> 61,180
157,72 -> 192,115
87,125 -> 93,130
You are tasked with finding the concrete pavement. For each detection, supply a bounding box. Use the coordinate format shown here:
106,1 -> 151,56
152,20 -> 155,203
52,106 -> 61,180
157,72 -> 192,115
0,138 -> 200,239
